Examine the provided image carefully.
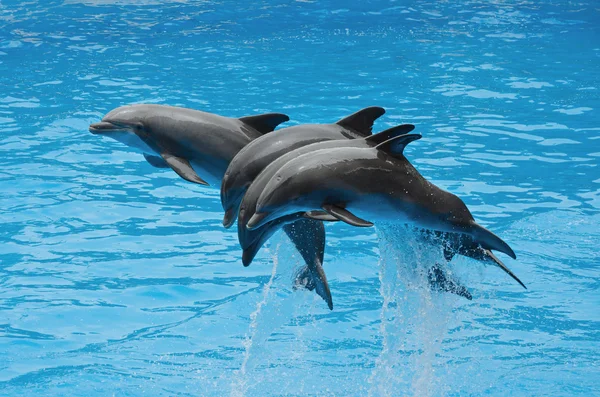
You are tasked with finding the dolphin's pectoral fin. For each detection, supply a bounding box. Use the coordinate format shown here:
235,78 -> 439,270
375,133 -> 422,156
239,113 -> 290,134
365,124 -> 416,145
160,153 -> 209,185
143,153 -> 170,168
427,263 -> 473,300
303,210 -> 340,222
322,204 -> 374,227
336,106 -> 385,137
294,264 -> 333,310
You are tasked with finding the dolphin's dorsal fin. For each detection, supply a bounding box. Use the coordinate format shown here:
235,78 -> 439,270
375,133 -> 422,156
322,204 -> 374,227
365,124 -> 416,145
336,106 -> 385,137
161,153 -> 209,185
239,113 -> 290,134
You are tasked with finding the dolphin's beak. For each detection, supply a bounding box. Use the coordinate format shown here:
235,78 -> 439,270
247,212 -> 269,230
222,208 -> 236,229
89,121 -> 126,134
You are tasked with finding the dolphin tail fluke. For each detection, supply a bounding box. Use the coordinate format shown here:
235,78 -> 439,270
469,223 -> 516,259
284,219 -> 333,310
283,219 -> 326,266
295,265 -> 316,290
294,263 -> 333,310
239,113 -> 290,134
481,249 -> 527,289
427,263 -> 473,300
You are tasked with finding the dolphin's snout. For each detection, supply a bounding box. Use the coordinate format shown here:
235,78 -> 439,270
247,212 -> 269,230
89,121 -> 122,134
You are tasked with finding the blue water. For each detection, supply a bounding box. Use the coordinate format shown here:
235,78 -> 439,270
1,1 -> 599,396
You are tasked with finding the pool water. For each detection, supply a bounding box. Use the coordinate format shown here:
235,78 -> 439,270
1,1 -> 599,396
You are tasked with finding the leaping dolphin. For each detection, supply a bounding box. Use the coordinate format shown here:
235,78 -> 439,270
238,125 -> 420,309
89,104 -> 289,187
221,106 -> 387,228
246,134 -> 526,290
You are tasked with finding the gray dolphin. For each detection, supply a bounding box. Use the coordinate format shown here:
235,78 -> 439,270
246,134 -> 526,290
237,126 -> 419,309
221,106 -> 387,228
89,104 -> 289,187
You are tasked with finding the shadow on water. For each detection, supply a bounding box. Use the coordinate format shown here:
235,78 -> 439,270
368,224 -> 458,397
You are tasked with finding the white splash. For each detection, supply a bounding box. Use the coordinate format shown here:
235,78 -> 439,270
368,224 -> 457,397
230,233 -> 302,397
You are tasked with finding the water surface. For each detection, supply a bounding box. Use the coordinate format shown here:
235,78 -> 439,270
0,1 -> 599,396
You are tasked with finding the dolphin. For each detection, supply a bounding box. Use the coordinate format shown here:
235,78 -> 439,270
237,125 -> 419,309
246,134 -> 526,290
221,106 -> 387,228
238,125 -> 417,266
89,104 -> 289,187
